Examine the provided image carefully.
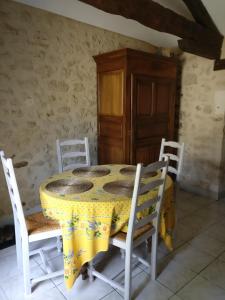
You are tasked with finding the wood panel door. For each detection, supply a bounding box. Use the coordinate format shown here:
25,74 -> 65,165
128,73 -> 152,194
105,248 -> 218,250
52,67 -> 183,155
131,74 -> 176,165
97,70 -> 125,164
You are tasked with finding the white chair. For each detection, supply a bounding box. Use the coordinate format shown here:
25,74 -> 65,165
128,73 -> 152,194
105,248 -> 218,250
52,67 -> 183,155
56,137 -> 90,172
0,151 -> 63,295
88,158 -> 169,300
159,138 -> 184,181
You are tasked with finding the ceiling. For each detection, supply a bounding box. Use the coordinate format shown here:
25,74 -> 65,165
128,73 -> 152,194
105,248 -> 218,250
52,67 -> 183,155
14,0 -> 225,48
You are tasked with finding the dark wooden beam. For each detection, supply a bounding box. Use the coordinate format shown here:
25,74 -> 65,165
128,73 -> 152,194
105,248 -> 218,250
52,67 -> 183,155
178,39 -> 221,59
214,59 -> 225,71
182,0 -> 220,33
79,0 -> 223,48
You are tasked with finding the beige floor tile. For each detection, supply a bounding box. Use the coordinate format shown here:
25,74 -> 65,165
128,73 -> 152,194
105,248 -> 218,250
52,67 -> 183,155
176,194 -> 213,211
100,290 -> 123,300
218,250 -> 225,262
193,207 -> 224,225
173,223 -> 196,248
200,259 -> 225,290
0,252 -> 37,281
40,254 -> 64,286
0,264 -> 55,300
58,275 -> 113,300
177,276 -> 225,300
204,222 -> 225,243
189,234 -> 225,257
157,260 -> 196,293
27,287 -> 66,300
117,271 -> 173,300
0,287 -> 8,300
176,200 -> 199,215
208,201 -> 225,215
175,190 -> 196,202
191,195 -> 214,207
169,295 -> 182,300
173,243 -> 214,273
180,214 -> 212,235
0,245 -> 16,258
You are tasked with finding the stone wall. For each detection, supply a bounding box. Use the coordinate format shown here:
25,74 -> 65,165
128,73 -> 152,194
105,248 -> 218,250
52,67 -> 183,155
0,0 -> 156,223
179,51 -> 225,199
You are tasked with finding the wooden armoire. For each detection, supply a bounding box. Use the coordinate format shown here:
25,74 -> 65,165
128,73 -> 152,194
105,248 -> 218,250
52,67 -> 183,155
94,48 -> 177,165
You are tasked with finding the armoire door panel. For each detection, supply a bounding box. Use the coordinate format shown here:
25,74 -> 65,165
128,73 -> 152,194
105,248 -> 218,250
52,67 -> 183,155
98,141 -> 124,164
136,121 -> 168,139
99,70 -> 124,116
136,136 -> 164,147
98,116 -> 123,138
135,145 -> 160,165
155,81 -> 171,113
136,79 -> 154,116
132,74 -> 176,164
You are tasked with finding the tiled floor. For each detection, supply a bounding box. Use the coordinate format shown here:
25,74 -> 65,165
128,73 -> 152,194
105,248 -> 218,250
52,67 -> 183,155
1,189 -> 225,299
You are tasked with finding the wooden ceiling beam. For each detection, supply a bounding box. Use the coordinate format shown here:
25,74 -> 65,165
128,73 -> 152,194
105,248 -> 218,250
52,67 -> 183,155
182,0 -> 220,33
79,0 -> 223,59
79,0 -> 223,46
178,39 -> 221,59
214,59 -> 225,71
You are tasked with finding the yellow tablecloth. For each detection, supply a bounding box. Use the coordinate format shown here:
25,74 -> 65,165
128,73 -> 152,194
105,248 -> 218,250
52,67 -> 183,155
40,164 -> 175,289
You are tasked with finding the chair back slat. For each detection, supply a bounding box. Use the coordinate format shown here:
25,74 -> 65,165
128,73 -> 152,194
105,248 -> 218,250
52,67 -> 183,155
139,179 -> 164,195
56,137 -> 90,172
159,138 -> 184,181
162,140 -> 182,149
168,165 -> 178,175
0,151 -> 27,236
134,211 -> 157,230
59,139 -> 86,146
136,195 -> 159,213
162,153 -> 179,162
62,152 -> 88,159
142,160 -> 167,173
126,157 -> 168,246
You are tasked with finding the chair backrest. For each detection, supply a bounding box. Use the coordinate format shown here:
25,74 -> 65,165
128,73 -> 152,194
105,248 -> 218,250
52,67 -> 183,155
159,138 -> 184,181
56,137 -> 90,172
126,158 -> 169,245
0,151 -> 27,237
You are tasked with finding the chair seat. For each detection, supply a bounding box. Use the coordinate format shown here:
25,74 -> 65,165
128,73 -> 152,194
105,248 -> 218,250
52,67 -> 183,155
112,223 -> 153,242
25,212 -> 60,236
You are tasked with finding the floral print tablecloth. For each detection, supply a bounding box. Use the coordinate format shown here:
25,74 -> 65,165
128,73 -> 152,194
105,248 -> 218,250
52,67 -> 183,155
40,164 -> 174,289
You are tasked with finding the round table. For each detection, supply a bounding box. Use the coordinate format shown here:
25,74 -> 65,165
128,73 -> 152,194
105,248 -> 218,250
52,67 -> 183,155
40,164 -> 174,289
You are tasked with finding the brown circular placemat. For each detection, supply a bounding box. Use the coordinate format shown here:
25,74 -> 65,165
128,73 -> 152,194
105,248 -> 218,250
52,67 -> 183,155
120,166 -> 157,178
103,180 -> 134,197
72,166 -> 110,177
103,180 -> 147,197
46,179 -> 93,195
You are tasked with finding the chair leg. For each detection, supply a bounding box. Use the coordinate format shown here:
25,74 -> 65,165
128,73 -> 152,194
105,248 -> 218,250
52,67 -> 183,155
124,249 -> 132,300
151,232 -> 158,281
22,239 -> 32,295
120,249 -> 125,259
56,236 -> 62,253
88,261 -> 94,282
145,238 -> 151,256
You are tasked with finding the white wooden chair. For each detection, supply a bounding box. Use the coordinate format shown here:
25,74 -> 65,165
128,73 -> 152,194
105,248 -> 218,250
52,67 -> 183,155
0,151 -> 63,295
56,137 -> 90,172
88,158 -> 169,300
159,138 -> 184,181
